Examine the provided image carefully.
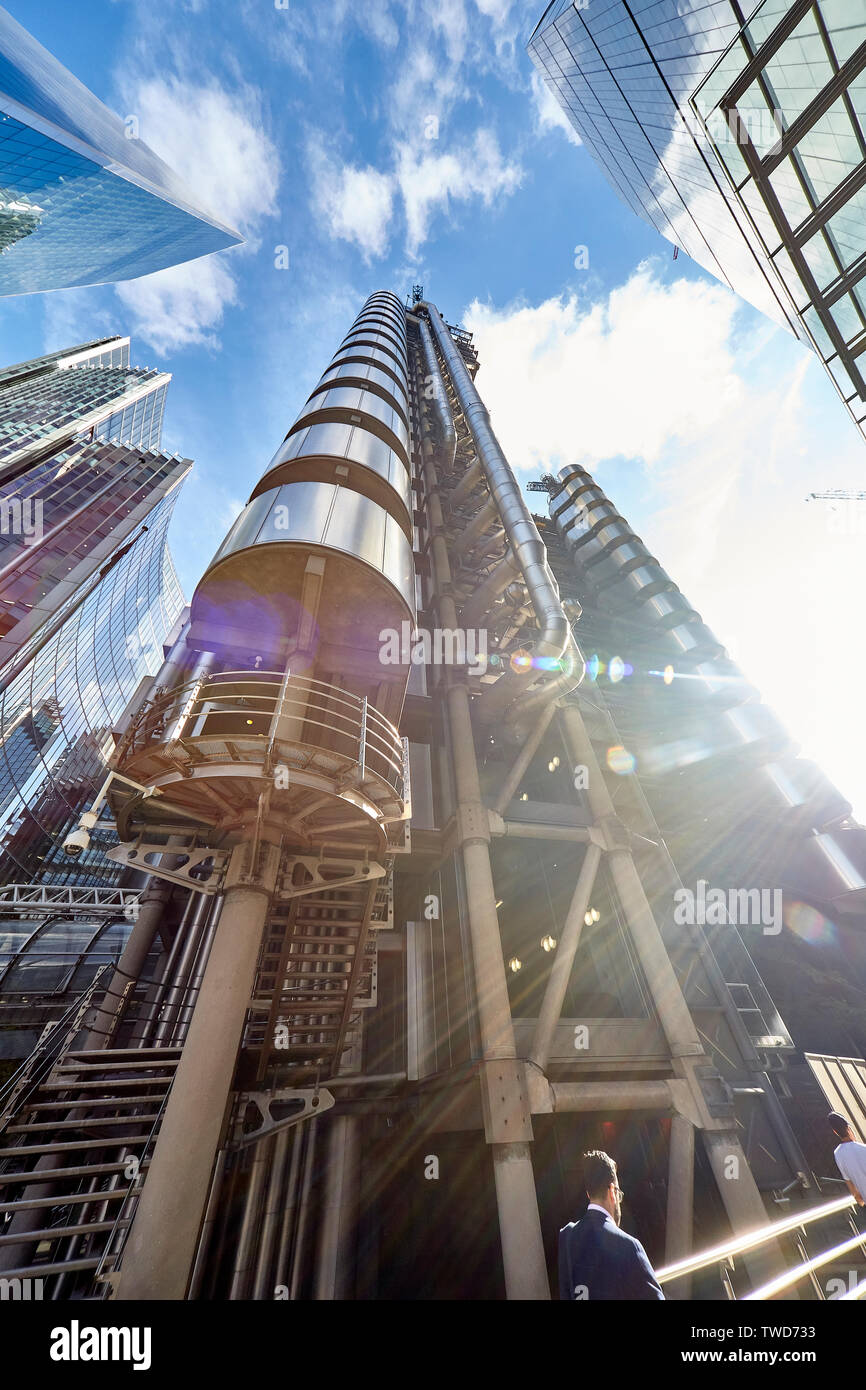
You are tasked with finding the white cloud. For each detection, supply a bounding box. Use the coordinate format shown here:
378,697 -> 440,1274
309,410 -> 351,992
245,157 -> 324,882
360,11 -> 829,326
530,71 -> 582,146
307,138 -> 396,263
464,269 -> 744,479
115,255 -> 240,355
113,76 -> 280,353
308,126 -> 521,261
396,128 -> 522,256
126,77 -> 279,238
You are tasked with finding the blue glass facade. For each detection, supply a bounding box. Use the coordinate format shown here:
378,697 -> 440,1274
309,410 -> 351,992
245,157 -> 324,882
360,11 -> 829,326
0,328 -> 190,889
528,0 -> 866,440
0,8 -> 241,295
0,484 -> 186,887
0,336 -> 176,668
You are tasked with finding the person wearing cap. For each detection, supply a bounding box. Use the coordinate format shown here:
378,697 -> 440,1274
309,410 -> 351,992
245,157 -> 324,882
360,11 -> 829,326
828,1112 -> 866,1206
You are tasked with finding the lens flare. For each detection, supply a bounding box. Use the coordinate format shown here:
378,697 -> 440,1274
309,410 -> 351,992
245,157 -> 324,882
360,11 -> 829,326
607,744 -> 636,775
784,900 -> 836,946
585,654 -> 605,681
510,650 -> 533,674
664,665 -> 674,685
533,655 -> 564,671
609,656 -> 625,683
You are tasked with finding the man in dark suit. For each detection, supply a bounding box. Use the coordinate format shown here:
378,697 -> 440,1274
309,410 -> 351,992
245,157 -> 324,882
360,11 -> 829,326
559,1150 -> 664,1300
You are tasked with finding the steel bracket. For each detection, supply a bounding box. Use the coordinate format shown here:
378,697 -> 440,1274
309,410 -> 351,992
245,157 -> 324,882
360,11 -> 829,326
232,1087 -> 335,1149
105,836 -> 228,894
276,854 -> 386,899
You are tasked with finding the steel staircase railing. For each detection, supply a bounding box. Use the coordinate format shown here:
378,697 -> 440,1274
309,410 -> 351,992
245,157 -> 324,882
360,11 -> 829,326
657,1193 -> 866,1299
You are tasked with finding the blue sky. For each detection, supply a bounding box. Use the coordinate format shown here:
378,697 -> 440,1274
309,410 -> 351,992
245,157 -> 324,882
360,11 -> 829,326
3,0 -> 866,823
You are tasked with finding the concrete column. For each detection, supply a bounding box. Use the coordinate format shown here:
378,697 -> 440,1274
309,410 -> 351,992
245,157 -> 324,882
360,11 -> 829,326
491,1142 -> 553,1301
701,1130 -> 789,1283
313,1116 -> 362,1300
114,841 -> 280,1300
665,1114 -> 694,1299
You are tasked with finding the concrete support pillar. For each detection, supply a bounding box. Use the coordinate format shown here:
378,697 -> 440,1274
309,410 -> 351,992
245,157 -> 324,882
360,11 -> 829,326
313,1116 -> 362,1300
114,840 -> 280,1300
491,1141 -> 552,1300
701,1130 -> 789,1283
665,1114 -> 695,1299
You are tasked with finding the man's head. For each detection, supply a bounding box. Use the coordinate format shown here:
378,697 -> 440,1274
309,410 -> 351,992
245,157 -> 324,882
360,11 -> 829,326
583,1149 -> 622,1225
829,1112 -> 856,1143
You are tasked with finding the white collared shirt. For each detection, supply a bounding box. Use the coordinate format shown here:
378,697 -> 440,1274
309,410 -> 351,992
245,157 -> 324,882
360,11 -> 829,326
586,1202 -> 610,1218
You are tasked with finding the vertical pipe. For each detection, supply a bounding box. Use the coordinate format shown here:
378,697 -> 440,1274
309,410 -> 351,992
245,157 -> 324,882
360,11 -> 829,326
171,896 -> 222,1046
228,1136 -> 272,1300
153,894 -> 217,1046
134,889 -> 204,1045
251,1127 -> 291,1300
289,1117 -> 319,1300
313,1117 -> 361,1300
274,1127 -> 304,1294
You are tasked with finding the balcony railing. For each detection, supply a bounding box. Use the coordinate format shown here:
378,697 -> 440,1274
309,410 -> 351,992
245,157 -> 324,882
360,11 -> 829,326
116,670 -> 407,810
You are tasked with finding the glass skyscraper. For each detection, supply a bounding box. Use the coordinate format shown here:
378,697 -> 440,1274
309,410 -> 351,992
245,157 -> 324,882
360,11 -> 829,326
528,0 -> 866,441
0,333 -> 189,887
0,336 -> 175,668
0,4 -> 242,295
0,488 -> 185,886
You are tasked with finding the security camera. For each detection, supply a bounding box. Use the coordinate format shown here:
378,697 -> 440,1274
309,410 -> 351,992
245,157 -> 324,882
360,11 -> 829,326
63,826 -> 91,858
63,810 -> 98,859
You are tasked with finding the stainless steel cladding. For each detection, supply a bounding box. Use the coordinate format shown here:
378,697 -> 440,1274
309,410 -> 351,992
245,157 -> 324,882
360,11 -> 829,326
189,292 -> 415,709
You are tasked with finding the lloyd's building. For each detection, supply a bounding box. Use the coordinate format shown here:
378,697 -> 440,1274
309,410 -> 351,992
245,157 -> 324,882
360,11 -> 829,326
2,288 -> 866,1300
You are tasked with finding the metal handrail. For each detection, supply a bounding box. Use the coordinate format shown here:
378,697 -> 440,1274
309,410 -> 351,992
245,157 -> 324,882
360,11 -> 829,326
656,1194 -> 856,1284
118,669 -> 406,794
158,670 -> 401,737
744,1228 -> 866,1300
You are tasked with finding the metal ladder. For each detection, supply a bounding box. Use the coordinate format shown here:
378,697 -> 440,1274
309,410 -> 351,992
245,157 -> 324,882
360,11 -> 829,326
245,874 -> 391,1085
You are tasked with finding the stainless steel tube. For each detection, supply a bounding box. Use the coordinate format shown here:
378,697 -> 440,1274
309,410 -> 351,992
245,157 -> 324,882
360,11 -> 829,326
422,301 -> 582,719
